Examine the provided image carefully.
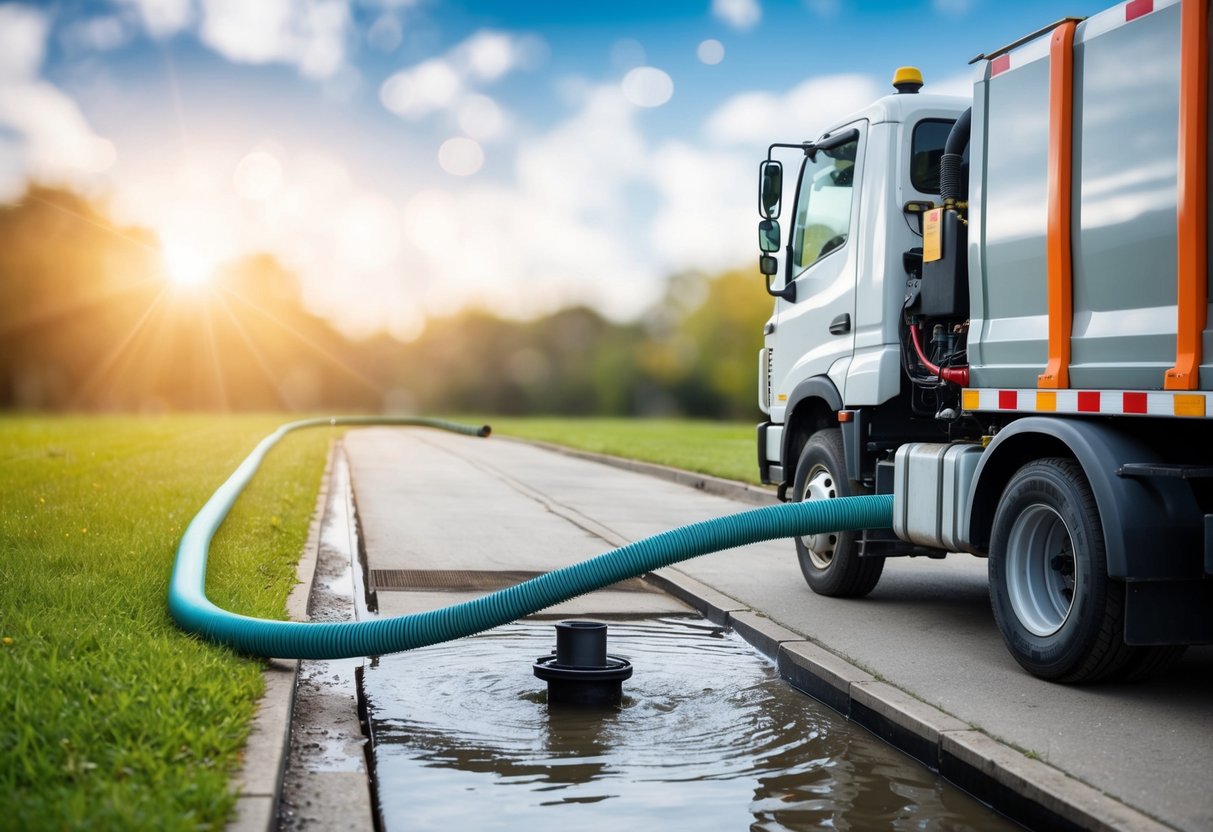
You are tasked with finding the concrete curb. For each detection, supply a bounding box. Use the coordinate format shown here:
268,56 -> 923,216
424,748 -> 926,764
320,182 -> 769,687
644,568 -> 749,626
498,435 -> 779,507
694,597 -> 1173,832
226,444 -> 335,832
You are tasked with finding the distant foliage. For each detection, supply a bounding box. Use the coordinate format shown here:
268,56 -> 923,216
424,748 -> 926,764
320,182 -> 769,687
0,187 -> 771,418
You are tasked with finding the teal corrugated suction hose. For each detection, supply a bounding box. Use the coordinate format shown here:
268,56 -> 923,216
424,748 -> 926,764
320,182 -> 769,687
169,418 -> 894,659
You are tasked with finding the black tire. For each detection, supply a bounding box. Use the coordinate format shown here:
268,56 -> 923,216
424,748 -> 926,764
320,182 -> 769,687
791,429 -> 883,597
988,458 -> 1135,683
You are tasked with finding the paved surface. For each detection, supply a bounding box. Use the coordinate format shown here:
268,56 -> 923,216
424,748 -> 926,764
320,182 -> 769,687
345,427 -> 1213,832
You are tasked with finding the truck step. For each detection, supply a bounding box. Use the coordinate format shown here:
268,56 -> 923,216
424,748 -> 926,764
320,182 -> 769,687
1116,463 -> 1213,480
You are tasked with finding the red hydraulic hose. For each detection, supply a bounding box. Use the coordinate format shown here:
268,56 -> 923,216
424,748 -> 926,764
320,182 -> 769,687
909,323 -> 969,386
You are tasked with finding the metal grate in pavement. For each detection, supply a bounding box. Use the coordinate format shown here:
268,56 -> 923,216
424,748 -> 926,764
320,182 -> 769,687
368,569 -> 654,593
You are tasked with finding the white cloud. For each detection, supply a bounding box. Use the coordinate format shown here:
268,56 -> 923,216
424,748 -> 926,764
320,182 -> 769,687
197,0 -> 351,79
437,136 -> 484,175
697,39 -> 725,65
119,0 -> 358,80
0,5 -> 116,201
457,93 -> 506,140
712,0 -> 761,30
0,4 -> 48,81
610,38 -> 645,71
452,30 -> 516,81
0,84 -> 117,176
380,57 -> 461,119
60,16 -> 133,53
233,150 -> 284,200
648,142 -> 752,276
379,28 -> 543,133
621,66 -> 673,108
704,73 -> 881,146
515,85 -> 645,217
115,0 -> 194,39
367,14 -> 403,53
411,82 -> 756,323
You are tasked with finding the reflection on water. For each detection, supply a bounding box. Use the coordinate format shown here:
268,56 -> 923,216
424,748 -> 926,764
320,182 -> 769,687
362,618 -> 1016,831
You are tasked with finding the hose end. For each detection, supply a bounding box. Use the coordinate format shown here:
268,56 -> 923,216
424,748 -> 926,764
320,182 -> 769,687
940,366 -> 970,386
478,424 -> 492,438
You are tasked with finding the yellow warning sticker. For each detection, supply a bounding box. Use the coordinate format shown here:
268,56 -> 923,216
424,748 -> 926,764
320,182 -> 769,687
923,208 -> 943,262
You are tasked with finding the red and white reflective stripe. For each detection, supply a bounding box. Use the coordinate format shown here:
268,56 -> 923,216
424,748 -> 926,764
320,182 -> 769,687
1126,0 -> 1154,22
961,388 -> 1210,418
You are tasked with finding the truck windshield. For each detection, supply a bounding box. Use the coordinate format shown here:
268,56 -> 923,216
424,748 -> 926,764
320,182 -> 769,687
790,138 -> 859,274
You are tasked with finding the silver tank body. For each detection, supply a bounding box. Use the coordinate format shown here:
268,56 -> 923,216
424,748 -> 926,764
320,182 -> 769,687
967,0 -> 1213,390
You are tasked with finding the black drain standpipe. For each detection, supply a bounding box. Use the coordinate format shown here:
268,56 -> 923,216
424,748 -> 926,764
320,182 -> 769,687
534,621 -> 633,707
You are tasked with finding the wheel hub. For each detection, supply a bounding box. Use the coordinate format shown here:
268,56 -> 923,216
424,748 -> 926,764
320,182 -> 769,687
799,465 -> 840,569
1005,503 -> 1078,637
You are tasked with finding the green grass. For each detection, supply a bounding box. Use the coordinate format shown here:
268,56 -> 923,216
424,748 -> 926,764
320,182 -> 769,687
0,415 -> 330,831
0,413 -> 760,830
479,417 -> 764,485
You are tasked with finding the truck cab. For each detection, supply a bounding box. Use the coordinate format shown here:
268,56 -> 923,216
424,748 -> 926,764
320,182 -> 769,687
761,92 -> 964,452
758,83 -> 966,593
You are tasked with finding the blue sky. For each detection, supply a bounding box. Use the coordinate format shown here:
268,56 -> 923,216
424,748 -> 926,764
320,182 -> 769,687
1,0 -> 1111,338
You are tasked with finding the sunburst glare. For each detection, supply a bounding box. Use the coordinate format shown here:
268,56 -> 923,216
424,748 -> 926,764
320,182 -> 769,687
161,237 -> 218,288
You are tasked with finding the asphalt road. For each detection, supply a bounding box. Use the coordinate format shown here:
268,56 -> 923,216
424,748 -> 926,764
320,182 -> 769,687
344,427 -> 1212,832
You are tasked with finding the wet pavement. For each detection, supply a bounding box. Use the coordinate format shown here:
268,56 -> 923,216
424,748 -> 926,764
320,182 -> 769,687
335,427 -> 1213,832
362,618 -> 1019,831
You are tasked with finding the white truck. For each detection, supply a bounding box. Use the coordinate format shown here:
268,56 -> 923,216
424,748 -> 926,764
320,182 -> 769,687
755,0 -> 1212,682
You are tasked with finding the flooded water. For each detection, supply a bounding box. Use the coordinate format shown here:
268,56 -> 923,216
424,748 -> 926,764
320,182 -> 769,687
361,618 -> 1019,831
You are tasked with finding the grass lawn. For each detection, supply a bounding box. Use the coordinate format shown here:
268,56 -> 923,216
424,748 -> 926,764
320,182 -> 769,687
0,415 -> 330,831
0,413 -> 759,830
480,417 -> 764,485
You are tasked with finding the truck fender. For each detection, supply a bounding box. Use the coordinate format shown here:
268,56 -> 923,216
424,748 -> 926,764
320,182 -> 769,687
780,376 -> 844,476
963,417 -> 1204,580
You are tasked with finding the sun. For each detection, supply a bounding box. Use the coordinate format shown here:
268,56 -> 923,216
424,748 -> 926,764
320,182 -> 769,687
161,237 -> 219,288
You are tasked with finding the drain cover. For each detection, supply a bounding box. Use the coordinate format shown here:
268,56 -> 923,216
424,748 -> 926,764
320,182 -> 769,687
368,569 -> 654,593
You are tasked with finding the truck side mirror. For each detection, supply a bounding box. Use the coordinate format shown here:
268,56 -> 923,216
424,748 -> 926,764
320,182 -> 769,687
759,219 -> 781,253
759,254 -> 778,275
759,160 -> 782,219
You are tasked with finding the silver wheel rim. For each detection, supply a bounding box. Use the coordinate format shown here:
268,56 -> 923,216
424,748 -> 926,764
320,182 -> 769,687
1005,503 -> 1077,637
799,463 -> 839,570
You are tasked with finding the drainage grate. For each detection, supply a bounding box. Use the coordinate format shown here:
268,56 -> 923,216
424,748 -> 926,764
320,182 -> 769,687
368,569 -> 654,593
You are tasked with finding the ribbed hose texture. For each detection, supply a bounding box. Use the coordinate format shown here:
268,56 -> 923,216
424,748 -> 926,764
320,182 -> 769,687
169,418 -> 894,659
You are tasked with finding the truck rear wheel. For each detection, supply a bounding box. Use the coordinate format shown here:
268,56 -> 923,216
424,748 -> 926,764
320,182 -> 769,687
792,429 -> 883,597
988,458 -> 1134,683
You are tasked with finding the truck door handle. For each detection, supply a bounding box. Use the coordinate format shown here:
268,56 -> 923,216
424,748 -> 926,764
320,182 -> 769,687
829,313 -> 851,335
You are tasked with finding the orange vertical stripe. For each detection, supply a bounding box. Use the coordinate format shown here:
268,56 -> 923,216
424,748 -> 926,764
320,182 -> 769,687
1166,0 -> 1209,390
1039,21 -> 1077,390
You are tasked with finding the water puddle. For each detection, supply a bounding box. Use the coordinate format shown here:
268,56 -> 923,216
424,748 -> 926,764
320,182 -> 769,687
361,618 -> 1018,831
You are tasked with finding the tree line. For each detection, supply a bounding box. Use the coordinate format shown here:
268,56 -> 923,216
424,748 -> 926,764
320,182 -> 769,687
0,187 -> 772,419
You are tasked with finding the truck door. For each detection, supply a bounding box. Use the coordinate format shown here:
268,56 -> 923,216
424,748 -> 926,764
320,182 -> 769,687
775,123 -> 865,401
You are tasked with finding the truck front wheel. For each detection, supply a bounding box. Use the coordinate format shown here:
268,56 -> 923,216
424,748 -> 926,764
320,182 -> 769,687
792,429 -> 883,597
988,458 -> 1134,683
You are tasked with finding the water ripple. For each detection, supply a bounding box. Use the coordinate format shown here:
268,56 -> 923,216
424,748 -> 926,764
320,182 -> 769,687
363,618 -> 1015,831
